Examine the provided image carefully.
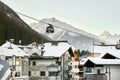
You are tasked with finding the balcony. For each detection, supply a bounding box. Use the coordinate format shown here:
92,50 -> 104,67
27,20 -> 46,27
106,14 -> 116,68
47,76 -> 61,80
64,65 -> 72,71
29,76 -> 61,80
13,76 -> 28,80
85,74 -> 107,80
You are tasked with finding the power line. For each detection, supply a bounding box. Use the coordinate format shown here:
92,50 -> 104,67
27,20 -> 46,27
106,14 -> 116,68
17,12 -> 107,44
17,12 -> 40,21
15,0 -> 100,29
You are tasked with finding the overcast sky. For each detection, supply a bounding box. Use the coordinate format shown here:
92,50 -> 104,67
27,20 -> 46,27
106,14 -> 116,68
2,0 -> 120,35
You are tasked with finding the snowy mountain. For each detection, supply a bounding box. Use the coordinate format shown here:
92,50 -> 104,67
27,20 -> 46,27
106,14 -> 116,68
30,17 -> 108,52
99,31 -> 120,44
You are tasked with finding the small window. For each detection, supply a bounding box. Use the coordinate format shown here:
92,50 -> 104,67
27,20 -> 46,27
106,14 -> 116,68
16,58 -> 20,66
78,65 -> 83,71
15,72 -> 20,77
40,71 -> 45,76
74,57 -> 79,61
97,69 -> 100,74
85,67 -> 92,73
78,72 -> 84,77
75,65 -> 78,68
29,61 -> 30,66
32,61 -> 36,66
49,72 -> 57,76
28,71 -> 31,76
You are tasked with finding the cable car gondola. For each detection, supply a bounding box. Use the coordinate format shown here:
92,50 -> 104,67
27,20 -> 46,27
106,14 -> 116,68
46,24 -> 54,33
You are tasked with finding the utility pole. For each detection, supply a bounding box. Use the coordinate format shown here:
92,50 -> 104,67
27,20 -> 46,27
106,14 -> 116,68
109,66 -> 111,80
61,54 -> 64,80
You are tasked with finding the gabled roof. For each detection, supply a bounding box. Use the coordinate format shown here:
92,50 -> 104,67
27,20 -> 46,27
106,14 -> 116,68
84,58 -> 120,67
42,41 -> 74,57
94,45 -> 120,59
102,53 -> 117,59
0,42 -> 28,57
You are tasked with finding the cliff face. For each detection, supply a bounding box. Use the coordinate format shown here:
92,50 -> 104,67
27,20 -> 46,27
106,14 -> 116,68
0,1 -> 50,45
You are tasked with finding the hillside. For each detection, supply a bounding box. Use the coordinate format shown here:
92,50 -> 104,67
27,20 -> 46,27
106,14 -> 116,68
0,1 -> 50,45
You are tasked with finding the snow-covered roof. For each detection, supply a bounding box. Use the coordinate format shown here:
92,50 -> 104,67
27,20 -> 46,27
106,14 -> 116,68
42,42 -> 72,57
0,42 -> 28,57
85,58 -> 120,66
94,45 -> 120,58
80,58 -> 88,65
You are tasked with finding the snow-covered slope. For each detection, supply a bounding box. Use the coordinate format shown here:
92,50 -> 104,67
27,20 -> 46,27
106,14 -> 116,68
30,17 -> 108,52
99,31 -> 120,44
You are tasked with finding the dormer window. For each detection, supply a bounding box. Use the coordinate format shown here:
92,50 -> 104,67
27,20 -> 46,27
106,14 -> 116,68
32,53 -> 39,56
32,61 -> 36,66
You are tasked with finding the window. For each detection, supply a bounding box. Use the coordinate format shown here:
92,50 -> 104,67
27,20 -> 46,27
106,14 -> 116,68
85,67 -> 92,73
78,72 -> 84,77
49,72 -> 57,76
75,65 -> 78,68
57,62 -> 61,66
15,72 -> 20,77
10,69 -> 12,77
78,65 -> 83,71
32,61 -> 36,66
97,69 -> 100,74
28,71 -> 31,76
74,57 -> 79,61
16,58 -> 20,66
40,71 -> 45,76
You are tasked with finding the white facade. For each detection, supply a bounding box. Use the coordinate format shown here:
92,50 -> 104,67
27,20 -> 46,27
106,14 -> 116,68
0,42 -> 29,80
71,50 -> 85,80
84,58 -> 120,80
87,66 -> 120,80
84,45 -> 120,80
29,41 -> 74,80
29,56 -> 60,80
108,66 -> 120,80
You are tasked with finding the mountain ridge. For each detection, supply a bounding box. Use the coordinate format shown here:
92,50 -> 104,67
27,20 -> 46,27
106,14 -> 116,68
0,1 -> 50,45
99,31 -> 120,44
30,17 -> 109,52
31,17 -> 108,43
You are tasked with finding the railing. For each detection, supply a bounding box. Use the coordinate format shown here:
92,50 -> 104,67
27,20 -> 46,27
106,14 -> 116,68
47,76 -> 61,80
29,76 -> 61,80
13,76 -> 28,80
85,74 -> 107,80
